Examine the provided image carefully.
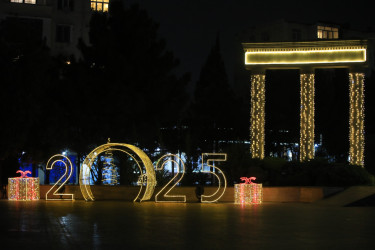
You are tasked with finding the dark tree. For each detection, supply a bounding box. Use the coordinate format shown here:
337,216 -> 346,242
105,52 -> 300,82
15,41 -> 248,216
77,2 -> 190,150
188,35 -> 240,153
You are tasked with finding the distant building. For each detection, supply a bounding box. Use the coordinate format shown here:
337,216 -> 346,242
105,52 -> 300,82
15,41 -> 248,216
0,0 -> 111,59
238,19 -> 375,70
239,19 -> 375,42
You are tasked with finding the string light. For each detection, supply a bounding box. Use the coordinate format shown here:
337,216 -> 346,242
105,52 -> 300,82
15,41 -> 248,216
234,184 -> 252,204
45,154 -> 74,201
8,171 -> 39,201
245,48 -> 366,65
102,139 -> 119,186
244,40 -> 368,165
201,153 -> 227,203
300,73 -> 315,161
79,143 -> 156,202
250,74 -> 265,159
349,73 -> 365,166
155,154 -> 186,202
234,177 -> 262,204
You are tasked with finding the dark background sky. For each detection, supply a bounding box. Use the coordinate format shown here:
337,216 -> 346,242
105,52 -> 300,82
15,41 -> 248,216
126,0 -> 375,88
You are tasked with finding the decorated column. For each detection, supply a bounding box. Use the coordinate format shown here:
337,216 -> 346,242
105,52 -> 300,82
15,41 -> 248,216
349,72 -> 365,166
250,73 -> 266,159
300,71 -> 315,161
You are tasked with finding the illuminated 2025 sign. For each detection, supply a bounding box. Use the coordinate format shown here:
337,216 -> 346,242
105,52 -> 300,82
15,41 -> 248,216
46,142 -> 228,203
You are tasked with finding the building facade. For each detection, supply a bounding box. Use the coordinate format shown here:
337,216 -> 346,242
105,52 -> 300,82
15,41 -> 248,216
0,0 -> 110,59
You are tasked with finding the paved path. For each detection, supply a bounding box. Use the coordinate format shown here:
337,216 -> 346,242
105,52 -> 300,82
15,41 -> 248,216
0,200 -> 374,249
316,186 -> 375,206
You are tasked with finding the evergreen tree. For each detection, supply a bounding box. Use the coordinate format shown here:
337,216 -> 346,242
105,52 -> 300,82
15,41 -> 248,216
77,2 -> 190,149
188,35 -> 239,152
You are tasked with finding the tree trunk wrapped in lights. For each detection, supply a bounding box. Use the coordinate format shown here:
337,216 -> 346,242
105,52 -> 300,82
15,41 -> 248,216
300,73 -> 315,161
349,73 -> 365,166
250,74 -> 266,159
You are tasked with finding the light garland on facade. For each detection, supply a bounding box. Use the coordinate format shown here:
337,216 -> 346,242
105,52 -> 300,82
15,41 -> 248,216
155,154 -> 186,203
201,153 -> 227,203
300,73 -> 315,161
45,154 -> 74,200
8,171 -> 40,201
245,48 -> 366,65
349,73 -> 365,166
250,74 -> 266,159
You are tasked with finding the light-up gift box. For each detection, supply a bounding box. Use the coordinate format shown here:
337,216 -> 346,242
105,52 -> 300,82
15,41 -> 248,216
234,177 -> 262,204
8,170 -> 40,201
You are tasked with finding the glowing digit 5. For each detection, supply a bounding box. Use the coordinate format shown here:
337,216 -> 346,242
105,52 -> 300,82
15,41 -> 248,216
201,153 -> 227,203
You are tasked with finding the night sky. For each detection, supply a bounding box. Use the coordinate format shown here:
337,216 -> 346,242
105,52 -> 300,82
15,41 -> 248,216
126,0 -> 375,86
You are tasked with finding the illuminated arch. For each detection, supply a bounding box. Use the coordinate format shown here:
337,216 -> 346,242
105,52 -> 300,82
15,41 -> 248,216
79,143 -> 156,202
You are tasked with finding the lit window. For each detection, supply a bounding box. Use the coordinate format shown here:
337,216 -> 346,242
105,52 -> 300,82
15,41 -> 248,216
10,0 -> 36,3
317,26 -> 339,39
91,0 -> 109,12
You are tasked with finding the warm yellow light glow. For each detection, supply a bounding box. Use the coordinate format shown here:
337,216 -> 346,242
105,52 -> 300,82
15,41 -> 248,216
250,74 -> 265,159
8,177 -> 40,201
11,0 -> 36,3
155,154 -> 186,203
234,183 -> 263,204
245,48 -> 366,65
300,74 -> 315,161
79,143 -> 156,202
317,26 -> 339,39
90,0 -> 109,12
349,73 -> 365,166
45,154 -> 74,201
201,153 -> 227,203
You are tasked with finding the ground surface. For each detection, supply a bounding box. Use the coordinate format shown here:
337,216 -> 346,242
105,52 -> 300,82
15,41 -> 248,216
0,200 -> 374,249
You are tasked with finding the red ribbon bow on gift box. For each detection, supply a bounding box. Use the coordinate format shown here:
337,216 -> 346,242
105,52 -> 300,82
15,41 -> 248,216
240,177 -> 256,184
16,170 -> 32,178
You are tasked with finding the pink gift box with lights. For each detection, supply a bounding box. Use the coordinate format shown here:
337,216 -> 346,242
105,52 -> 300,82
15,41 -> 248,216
234,177 -> 263,204
8,170 -> 40,201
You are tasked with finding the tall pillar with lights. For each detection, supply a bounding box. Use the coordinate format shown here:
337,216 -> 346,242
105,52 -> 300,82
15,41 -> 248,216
250,73 -> 266,159
349,72 -> 365,166
300,70 -> 315,161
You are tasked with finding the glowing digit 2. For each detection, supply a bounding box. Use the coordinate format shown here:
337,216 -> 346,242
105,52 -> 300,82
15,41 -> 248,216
155,154 -> 186,202
45,154 -> 74,201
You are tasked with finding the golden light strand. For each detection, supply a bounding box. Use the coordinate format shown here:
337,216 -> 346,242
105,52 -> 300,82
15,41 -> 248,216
155,154 -> 186,203
300,73 -> 315,161
250,74 -> 266,159
349,73 -> 365,166
8,177 -> 40,201
45,154 -> 74,201
79,143 -> 156,202
201,153 -> 227,203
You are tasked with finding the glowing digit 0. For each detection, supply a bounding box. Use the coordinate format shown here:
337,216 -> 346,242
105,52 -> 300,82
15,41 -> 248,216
45,154 -> 74,201
155,154 -> 186,202
201,153 -> 227,203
